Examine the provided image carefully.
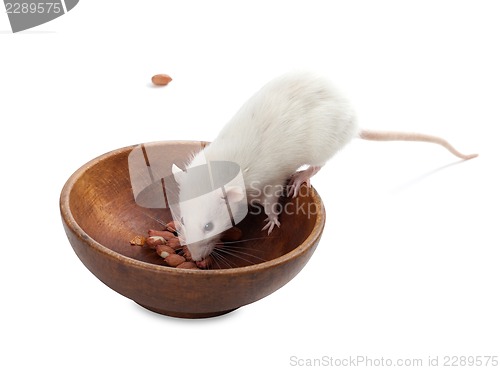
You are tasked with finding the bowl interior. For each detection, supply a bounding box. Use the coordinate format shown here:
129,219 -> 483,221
68,142 -> 320,269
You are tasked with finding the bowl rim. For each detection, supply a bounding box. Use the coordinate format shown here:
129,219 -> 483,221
60,140 -> 325,276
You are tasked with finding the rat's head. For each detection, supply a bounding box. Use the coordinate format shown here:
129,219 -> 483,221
171,163 -> 247,262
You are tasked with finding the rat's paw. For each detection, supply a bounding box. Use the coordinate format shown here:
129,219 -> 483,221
287,166 -> 322,198
287,172 -> 311,198
262,216 -> 281,235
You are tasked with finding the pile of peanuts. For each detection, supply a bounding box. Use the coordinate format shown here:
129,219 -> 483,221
130,221 -> 242,270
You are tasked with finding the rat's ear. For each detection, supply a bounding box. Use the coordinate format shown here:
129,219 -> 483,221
171,163 -> 185,183
224,186 -> 245,204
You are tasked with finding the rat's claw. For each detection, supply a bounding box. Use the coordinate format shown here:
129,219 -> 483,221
287,176 -> 310,198
262,217 -> 281,234
288,166 -> 321,198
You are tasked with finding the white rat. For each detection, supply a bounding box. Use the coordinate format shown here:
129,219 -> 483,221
171,71 -> 477,262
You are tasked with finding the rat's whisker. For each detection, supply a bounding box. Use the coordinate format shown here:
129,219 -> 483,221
138,210 -> 167,227
216,236 -> 272,245
218,252 -> 237,269
220,243 -> 266,253
215,243 -> 269,260
214,247 -> 265,266
211,250 -> 234,269
213,248 -> 238,268
222,247 -> 268,263
208,254 -> 220,270
224,248 -> 268,263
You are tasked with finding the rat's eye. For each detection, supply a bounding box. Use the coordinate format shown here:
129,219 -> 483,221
204,222 -> 214,232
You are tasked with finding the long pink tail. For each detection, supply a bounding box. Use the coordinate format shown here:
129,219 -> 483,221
359,130 -> 478,160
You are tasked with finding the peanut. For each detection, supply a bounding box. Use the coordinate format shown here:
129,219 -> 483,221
168,237 -> 181,249
196,256 -> 213,269
156,245 -> 176,258
148,229 -> 176,240
166,220 -> 182,233
165,254 -> 186,267
151,74 -> 172,86
145,236 -> 168,247
176,261 -> 199,270
182,246 -> 192,261
129,235 -> 146,246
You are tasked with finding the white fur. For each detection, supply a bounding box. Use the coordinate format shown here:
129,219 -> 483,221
175,71 -> 358,260
173,71 -> 478,262
192,72 -> 357,199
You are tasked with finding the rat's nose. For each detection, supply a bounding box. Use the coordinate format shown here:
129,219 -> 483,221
188,246 -> 206,262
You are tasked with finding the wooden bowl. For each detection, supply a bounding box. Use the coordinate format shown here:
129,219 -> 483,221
60,141 -> 325,318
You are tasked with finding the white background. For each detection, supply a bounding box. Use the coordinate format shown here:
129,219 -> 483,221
1,1 -> 499,369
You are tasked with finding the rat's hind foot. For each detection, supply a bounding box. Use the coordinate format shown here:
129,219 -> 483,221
287,165 -> 322,198
262,214 -> 281,235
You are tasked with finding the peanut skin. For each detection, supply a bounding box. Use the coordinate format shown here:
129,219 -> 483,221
166,220 -> 182,233
168,237 -> 181,249
151,74 -> 172,86
156,245 -> 176,258
176,261 -> 199,270
182,246 -> 192,261
149,229 -> 176,240
145,236 -> 167,247
165,254 -> 186,267
196,256 -> 213,269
